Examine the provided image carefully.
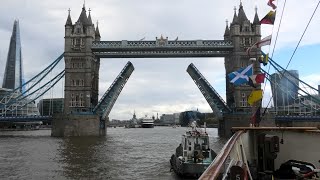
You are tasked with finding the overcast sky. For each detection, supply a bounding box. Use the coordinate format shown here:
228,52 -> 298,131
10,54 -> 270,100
1,0 -> 320,120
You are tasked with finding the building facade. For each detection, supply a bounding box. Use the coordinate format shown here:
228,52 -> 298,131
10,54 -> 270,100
160,114 -> 175,124
64,5 -> 100,113
38,98 -> 64,116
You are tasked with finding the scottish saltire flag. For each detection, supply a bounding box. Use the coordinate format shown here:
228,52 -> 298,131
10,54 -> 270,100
228,64 -> 253,86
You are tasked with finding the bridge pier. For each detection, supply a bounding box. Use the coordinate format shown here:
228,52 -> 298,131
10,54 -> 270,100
218,114 -> 251,137
51,114 -> 106,137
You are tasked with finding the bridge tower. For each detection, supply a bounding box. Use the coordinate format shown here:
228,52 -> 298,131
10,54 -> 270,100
51,5 -> 104,137
64,5 -> 100,114
221,3 -> 262,136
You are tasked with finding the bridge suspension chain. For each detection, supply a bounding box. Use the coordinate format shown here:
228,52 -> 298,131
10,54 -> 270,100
0,53 -> 64,106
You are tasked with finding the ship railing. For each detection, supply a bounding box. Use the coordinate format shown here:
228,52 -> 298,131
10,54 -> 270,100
199,130 -> 253,180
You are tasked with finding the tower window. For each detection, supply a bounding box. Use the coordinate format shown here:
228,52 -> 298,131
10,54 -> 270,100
70,93 -> 75,107
76,28 -> 81,34
79,93 -> 84,107
240,98 -> 248,107
75,38 -> 80,45
244,26 -> 250,32
245,38 -> 250,46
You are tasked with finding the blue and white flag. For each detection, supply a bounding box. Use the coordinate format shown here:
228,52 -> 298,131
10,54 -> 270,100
228,64 -> 253,85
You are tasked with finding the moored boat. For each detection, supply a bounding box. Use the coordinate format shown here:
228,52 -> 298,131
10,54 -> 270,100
199,127 -> 320,180
170,121 -> 217,178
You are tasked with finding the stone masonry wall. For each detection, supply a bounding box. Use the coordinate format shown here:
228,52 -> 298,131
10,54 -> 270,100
51,114 -> 106,137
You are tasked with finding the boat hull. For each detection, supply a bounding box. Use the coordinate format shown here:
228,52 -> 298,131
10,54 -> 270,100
141,124 -> 154,128
170,154 -> 211,178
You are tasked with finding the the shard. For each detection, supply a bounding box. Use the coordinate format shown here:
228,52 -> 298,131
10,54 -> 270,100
2,20 -> 24,92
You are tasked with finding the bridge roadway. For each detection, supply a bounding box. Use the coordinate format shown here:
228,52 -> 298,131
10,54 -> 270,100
91,40 -> 233,58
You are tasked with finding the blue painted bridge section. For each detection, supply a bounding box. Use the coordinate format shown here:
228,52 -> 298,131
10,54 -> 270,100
0,115 -> 52,122
275,115 -> 320,122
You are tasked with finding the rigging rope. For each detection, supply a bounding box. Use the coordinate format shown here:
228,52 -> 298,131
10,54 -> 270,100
285,0 -> 320,69
262,0 -> 287,114
262,0 -> 320,115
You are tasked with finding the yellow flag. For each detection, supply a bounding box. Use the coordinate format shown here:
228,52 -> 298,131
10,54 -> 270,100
248,90 -> 263,105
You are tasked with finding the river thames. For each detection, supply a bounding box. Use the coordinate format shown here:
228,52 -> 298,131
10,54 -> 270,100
0,127 -> 227,180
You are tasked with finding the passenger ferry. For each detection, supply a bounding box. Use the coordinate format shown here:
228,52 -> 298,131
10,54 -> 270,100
140,118 -> 154,128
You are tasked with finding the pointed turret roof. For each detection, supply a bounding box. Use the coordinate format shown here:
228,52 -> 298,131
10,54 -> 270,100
77,4 -> 89,25
88,8 -> 93,25
65,9 -> 72,26
253,7 -> 260,25
231,7 -> 239,25
95,21 -> 101,37
224,20 -> 230,36
238,2 -> 248,24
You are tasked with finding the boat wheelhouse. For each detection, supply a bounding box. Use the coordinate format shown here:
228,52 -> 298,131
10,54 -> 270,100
170,122 -> 217,177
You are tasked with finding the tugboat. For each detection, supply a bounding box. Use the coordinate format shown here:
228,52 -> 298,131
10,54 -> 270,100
170,121 -> 217,178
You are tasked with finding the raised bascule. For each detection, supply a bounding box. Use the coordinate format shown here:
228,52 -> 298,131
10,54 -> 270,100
49,3 -> 262,137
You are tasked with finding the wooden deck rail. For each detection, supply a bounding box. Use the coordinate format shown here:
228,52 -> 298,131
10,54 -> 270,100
199,130 -> 244,180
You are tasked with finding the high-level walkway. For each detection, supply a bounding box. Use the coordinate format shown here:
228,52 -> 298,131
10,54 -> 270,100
92,39 -> 233,58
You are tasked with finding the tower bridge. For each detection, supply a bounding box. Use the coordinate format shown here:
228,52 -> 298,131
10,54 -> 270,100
51,2 -> 262,137
1,3 -> 264,137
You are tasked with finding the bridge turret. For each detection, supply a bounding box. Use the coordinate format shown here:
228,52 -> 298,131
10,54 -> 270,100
224,20 -> 230,40
230,7 -> 240,35
252,7 -> 261,37
65,9 -> 72,26
95,21 -> 101,41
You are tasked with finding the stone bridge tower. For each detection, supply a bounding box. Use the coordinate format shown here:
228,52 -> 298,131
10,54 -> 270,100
64,5 -> 101,113
224,3 -> 261,113
220,3 -> 262,136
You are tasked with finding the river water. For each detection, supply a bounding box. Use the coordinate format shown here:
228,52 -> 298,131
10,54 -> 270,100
0,127 -> 227,180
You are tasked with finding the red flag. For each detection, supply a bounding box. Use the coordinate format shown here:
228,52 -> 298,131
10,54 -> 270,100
267,0 -> 277,10
253,73 -> 266,83
248,73 -> 265,87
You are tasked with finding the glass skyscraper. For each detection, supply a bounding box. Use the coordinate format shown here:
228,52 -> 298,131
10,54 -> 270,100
270,70 -> 299,107
2,20 -> 24,92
